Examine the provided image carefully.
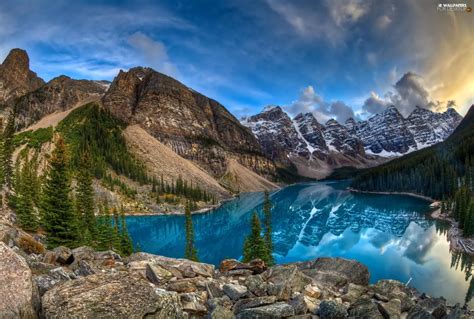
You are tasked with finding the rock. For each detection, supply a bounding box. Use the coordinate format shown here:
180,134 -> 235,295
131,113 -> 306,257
245,274 -> 268,297
223,283 -> 248,301
303,295 -> 321,314
432,304 -> 447,319
318,300 -> 348,319
265,265 -> 312,301
180,292 -> 208,315
52,246 -> 74,265
236,302 -> 295,319
220,258 -> 267,275
348,297 -> 383,319
406,305 -> 433,319
372,280 -> 414,312
233,296 -> 277,313
297,257 -> 370,288
42,251 -> 57,265
221,259 -> 244,272
373,293 -> 389,302
146,263 -> 174,285
377,299 -> 401,319
50,267 -> 74,280
41,271 -> 185,318
341,283 -> 367,303
168,278 -> 199,293
94,250 -> 121,267
28,261 -> 57,276
210,305 -> 235,319
208,296 -> 233,311
416,296 -> 446,314
34,275 -> 61,297
73,260 -> 96,277
126,252 -> 214,278
446,304 -> 463,319
206,280 -> 225,298
0,241 -> 38,318
304,284 -> 321,299
289,294 -> 308,315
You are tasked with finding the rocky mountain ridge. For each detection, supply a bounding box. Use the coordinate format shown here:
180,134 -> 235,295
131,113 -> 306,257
242,105 -> 462,178
102,67 -> 277,186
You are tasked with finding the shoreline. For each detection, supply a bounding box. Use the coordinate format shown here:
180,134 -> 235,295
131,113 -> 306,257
347,187 -> 435,202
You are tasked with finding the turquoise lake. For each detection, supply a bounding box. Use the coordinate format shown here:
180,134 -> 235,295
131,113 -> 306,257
126,181 -> 474,306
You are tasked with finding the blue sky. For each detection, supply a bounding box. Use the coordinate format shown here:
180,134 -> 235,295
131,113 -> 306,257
1,0 -> 473,121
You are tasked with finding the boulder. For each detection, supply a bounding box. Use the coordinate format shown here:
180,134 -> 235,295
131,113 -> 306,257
264,265 -> 312,301
126,252 -> 214,278
377,299 -> 401,319
168,278 -> 199,293
297,257 -> 370,288
318,300 -> 348,319
303,284 -> 321,299
206,280 -> 225,298
341,283 -> 367,303
372,280 -> 414,312
208,296 -> 233,311
406,305 -> 432,319
223,283 -> 248,301
41,271 -> 185,318
52,246 -> 74,265
303,295 -> 321,314
348,297 -> 383,319
289,294 -> 308,315
146,263 -> 174,285
245,274 -> 268,297
220,258 -> 267,275
233,296 -> 277,313
0,242 -> 38,318
180,292 -> 208,315
210,305 -> 235,319
236,302 -> 295,318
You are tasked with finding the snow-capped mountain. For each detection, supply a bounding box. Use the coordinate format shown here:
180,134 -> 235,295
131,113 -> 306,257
242,105 -> 462,178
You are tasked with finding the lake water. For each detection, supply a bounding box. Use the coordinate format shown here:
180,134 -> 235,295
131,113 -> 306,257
127,181 -> 474,306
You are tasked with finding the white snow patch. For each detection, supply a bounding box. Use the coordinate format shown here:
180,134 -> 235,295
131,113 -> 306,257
292,119 -> 315,154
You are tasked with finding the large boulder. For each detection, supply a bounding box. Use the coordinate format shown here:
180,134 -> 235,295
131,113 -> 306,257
236,302 -> 295,318
264,265 -> 313,301
296,257 -> 370,288
0,241 -> 38,318
41,271 -> 185,318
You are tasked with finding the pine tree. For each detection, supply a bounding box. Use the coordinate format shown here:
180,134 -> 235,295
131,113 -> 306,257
262,191 -> 274,266
184,201 -> 199,261
96,200 -> 115,251
2,111 -> 15,189
119,206 -> 133,255
41,136 -> 81,248
15,155 -> 38,231
243,212 -> 269,263
76,149 -> 96,238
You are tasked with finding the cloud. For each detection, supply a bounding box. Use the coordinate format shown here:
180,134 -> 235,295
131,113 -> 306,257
327,0 -> 371,27
375,15 -> 392,29
287,85 -> 355,123
362,92 -> 389,115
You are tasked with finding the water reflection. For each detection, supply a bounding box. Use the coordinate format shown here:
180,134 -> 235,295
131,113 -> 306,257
126,181 -> 474,306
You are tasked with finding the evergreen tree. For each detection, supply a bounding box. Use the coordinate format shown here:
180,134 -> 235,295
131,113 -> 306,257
96,200 -> 115,251
2,111 -> 15,188
15,155 -> 38,231
76,149 -> 96,238
184,201 -> 199,261
262,191 -> 274,266
119,206 -> 133,255
41,136 -> 81,248
243,212 -> 268,263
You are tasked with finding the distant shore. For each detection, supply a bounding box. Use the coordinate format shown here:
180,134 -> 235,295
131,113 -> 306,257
347,188 -> 435,202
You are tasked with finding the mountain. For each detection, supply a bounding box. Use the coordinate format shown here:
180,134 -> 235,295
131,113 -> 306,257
243,105 -> 462,178
351,105 -> 474,199
13,75 -> 108,129
352,105 -> 462,155
102,67 -> 277,187
0,48 -> 44,103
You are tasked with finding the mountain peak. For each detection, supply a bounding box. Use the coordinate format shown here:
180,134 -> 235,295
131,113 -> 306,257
2,48 -> 30,73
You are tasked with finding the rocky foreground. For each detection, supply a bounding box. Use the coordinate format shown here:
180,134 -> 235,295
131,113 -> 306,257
0,226 -> 472,319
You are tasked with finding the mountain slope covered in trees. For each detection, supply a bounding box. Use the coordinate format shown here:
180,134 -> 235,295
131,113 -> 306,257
351,105 -> 474,200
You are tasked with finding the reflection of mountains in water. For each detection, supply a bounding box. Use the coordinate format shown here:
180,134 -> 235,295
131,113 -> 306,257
270,182 -> 434,256
126,181 -> 433,265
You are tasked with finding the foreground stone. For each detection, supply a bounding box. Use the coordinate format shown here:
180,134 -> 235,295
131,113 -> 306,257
0,242 -> 38,318
41,271 -> 185,318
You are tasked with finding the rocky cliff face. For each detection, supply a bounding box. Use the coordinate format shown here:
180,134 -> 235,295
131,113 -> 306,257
0,48 -> 45,104
13,75 -> 108,129
243,105 -> 462,178
102,67 -> 275,179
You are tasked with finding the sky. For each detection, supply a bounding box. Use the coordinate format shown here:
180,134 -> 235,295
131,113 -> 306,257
0,0 -> 473,122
